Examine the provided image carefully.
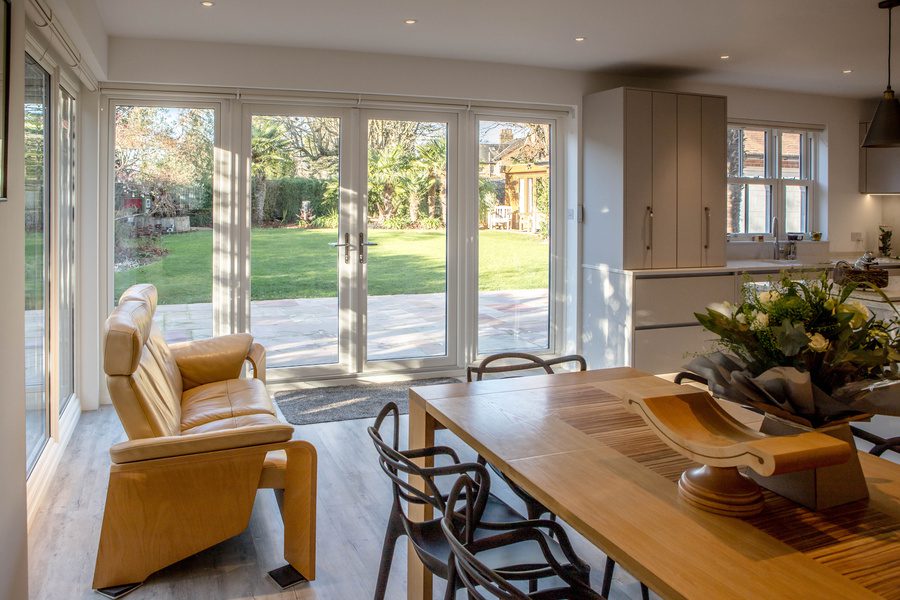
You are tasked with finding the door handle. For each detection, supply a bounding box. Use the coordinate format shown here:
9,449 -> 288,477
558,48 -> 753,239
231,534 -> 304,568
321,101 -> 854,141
359,233 -> 378,263
646,206 -> 654,251
329,232 -> 352,263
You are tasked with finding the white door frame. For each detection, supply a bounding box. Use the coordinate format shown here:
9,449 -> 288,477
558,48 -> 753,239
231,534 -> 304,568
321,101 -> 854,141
357,108 -> 461,374
241,103 -> 357,379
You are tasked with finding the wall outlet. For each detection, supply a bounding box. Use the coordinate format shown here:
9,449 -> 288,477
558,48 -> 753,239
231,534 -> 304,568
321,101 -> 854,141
851,232 -> 863,242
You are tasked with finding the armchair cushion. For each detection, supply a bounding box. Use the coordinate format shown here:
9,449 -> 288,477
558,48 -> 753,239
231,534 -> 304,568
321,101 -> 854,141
170,333 -> 254,390
180,378 -> 275,432
104,299 -> 154,376
109,421 -> 294,464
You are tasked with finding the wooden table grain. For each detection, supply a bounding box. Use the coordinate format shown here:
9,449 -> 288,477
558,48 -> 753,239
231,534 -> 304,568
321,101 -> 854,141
407,368 -> 900,600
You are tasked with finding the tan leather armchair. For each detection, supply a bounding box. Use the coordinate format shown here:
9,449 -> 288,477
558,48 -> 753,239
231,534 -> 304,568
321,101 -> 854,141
93,284 -> 316,595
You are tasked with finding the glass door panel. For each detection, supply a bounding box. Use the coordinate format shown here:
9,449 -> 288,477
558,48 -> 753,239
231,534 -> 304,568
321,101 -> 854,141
113,105 -> 216,343
365,118 -> 449,361
249,114 -> 342,368
58,88 -> 76,414
24,54 -> 50,473
477,120 -> 551,354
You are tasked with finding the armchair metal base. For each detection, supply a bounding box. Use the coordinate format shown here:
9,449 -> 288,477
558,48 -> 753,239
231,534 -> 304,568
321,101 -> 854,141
94,583 -> 143,599
267,564 -> 308,590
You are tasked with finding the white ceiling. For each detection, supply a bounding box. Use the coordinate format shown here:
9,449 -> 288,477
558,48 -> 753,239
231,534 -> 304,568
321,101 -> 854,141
95,0 -> 888,99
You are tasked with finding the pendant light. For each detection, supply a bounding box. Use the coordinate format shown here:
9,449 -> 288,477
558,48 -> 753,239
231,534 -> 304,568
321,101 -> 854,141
863,0 -> 900,148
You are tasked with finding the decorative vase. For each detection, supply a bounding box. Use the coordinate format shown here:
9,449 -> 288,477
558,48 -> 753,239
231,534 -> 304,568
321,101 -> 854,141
748,416 -> 868,510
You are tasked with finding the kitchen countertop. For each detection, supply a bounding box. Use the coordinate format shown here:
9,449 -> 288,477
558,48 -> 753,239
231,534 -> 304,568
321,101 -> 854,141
582,256 -> 900,277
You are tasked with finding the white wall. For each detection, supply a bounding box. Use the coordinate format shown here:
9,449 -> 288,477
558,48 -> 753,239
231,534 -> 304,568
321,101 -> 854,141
107,37 -> 593,107
1,1 -> 30,597
46,0 -> 108,79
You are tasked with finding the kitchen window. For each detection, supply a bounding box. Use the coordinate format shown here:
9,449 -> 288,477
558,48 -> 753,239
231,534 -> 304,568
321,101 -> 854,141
726,125 -> 817,238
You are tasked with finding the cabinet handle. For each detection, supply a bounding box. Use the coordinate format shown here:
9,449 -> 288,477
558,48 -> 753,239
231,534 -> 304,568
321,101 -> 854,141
646,206 -> 653,251
704,206 -> 711,250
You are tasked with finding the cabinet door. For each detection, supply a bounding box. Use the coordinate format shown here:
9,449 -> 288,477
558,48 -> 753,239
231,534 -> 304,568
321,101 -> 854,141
677,95 -> 702,267
633,325 -> 718,374
701,96 -> 727,266
624,89 -> 653,269
652,92 -> 678,268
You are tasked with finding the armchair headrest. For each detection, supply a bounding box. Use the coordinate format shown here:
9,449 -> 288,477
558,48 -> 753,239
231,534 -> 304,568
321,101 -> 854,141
118,283 -> 158,314
104,299 -> 154,376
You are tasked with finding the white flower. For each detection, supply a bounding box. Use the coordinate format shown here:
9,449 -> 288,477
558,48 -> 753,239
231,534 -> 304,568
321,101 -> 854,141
838,300 -> 871,329
758,290 -> 781,305
807,332 -> 830,353
736,313 -> 747,325
708,301 -> 736,318
750,311 -> 769,330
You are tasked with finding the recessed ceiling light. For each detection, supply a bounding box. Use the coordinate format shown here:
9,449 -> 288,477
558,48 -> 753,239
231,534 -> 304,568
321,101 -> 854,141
404,19 -> 417,24
843,69 -> 853,74
720,55 -> 730,60
575,37 -> 586,42
200,1 -> 214,6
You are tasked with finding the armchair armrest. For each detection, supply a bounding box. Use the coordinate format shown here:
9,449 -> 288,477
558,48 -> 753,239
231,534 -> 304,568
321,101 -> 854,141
170,333 -> 254,390
247,342 -> 267,383
110,423 -> 294,464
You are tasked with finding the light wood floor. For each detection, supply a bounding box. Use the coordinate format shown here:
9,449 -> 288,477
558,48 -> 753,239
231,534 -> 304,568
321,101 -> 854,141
28,406 -> 650,600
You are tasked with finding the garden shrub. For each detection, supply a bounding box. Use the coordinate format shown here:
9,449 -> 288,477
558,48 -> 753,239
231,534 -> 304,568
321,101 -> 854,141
417,216 -> 444,230
309,211 -> 340,229
264,177 -> 335,224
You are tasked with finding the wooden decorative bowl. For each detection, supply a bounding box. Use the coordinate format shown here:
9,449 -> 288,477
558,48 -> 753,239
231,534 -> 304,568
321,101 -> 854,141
598,376 -> 854,517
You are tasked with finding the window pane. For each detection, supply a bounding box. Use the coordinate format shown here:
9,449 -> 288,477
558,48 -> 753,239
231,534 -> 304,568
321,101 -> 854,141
780,132 -> 802,179
784,185 -> 808,233
58,88 -> 76,413
727,183 -> 772,234
249,114 -> 341,367
25,54 -> 50,474
477,120 -> 550,353
113,106 -> 215,343
727,127 -> 767,178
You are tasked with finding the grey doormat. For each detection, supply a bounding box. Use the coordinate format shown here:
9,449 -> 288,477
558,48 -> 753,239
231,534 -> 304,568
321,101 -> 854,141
274,378 -> 460,425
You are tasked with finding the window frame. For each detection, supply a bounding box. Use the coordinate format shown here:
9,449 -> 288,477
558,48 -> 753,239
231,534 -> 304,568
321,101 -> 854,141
726,123 -> 818,240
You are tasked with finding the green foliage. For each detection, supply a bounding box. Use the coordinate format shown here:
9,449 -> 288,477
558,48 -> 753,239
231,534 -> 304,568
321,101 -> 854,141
417,217 -> 444,230
309,211 -> 339,229
695,272 -> 900,393
264,177 -> 332,223
879,226 -> 893,257
534,177 -> 550,238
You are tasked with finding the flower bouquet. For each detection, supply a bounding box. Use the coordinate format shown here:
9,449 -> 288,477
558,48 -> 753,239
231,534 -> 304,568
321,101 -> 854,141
687,273 -> 900,428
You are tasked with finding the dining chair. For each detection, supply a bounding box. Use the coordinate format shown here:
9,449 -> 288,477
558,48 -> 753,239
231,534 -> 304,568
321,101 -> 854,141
466,353 -> 587,383
368,402 -> 591,600
441,474 -> 605,600
467,352 -> 586,521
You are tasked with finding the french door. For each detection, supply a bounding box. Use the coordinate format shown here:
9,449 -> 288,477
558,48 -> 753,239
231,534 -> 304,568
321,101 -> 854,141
245,106 -> 457,378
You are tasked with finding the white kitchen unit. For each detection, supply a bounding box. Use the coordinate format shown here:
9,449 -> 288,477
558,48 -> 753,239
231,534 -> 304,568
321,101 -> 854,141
582,267 -> 738,372
581,263 -> 835,374
582,87 -> 727,270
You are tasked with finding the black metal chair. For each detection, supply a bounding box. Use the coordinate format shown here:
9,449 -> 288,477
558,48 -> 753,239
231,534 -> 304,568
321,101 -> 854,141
368,402 -> 591,600
441,474 -> 605,600
466,353 -> 588,383
467,353 -> 587,521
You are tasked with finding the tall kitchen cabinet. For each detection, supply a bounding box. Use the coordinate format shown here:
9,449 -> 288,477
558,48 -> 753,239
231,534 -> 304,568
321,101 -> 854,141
583,87 -> 727,269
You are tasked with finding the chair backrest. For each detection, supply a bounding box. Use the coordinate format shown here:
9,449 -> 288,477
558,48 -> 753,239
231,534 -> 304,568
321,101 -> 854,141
467,352 -> 587,382
103,284 -> 184,439
367,403 -> 489,529
441,475 -> 529,600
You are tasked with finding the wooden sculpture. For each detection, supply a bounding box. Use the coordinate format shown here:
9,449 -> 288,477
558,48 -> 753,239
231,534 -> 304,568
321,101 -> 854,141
598,376 -> 853,517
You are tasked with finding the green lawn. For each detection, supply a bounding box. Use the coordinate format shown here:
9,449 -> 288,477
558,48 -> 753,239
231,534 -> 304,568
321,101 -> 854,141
115,228 -> 549,304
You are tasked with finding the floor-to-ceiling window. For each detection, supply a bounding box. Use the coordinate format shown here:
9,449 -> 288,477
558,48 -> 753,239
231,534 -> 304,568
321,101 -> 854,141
476,119 -> 553,354
24,54 -> 51,473
112,104 -> 216,342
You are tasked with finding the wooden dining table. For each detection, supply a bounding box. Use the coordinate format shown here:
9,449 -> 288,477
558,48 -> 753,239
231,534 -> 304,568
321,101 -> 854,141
407,367 -> 900,600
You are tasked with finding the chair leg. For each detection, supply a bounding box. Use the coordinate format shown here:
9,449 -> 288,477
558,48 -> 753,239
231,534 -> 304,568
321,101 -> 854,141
443,559 -> 458,600
641,582 -> 650,600
374,509 -> 404,600
601,556 -> 615,598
